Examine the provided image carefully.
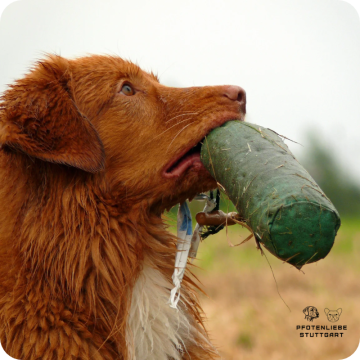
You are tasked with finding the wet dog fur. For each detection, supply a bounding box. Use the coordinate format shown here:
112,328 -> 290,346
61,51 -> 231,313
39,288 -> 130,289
0,55 -> 245,359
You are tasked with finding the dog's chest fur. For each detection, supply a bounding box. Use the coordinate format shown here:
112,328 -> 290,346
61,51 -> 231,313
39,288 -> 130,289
126,263 -> 205,360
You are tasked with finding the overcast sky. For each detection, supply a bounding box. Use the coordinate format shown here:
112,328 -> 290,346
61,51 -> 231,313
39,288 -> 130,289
0,0 -> 360,184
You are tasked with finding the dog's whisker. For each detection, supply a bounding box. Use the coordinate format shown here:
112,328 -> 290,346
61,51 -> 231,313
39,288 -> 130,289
143,117 -> 194,147
166,121 -> 196,153
165,112 -> 199,123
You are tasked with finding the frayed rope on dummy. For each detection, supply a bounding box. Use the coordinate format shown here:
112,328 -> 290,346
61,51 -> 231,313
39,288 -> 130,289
169,193 -> 217,309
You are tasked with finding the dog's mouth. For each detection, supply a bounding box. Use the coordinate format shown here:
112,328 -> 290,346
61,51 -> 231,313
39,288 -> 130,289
163,139 -> 204,178
163,114 -> 243,179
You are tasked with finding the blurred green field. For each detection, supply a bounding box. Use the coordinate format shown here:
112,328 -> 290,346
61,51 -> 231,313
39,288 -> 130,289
166,208 -> 360,360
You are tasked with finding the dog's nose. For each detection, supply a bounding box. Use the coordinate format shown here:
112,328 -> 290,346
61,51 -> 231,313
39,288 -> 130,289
223,85 -> 246,113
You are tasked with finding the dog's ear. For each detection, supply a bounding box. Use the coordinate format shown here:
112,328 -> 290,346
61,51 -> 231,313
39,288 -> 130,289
324,308 -> 330,316
337,308 -> 342,316
303,307 -> 309,315
0,55 -> 105,173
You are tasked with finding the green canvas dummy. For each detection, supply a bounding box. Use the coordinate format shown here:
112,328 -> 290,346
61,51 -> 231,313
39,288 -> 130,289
201,121 -> 341,268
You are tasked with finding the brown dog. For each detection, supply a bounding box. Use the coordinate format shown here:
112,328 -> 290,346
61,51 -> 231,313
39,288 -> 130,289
0,55 -> 245,360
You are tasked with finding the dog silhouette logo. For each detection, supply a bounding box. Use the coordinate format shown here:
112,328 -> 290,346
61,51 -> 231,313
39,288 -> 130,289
303,306 -> 319,322
324,308 -> 342,322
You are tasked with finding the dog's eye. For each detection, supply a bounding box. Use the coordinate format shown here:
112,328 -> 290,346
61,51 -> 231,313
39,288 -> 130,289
120,84 -> 135,96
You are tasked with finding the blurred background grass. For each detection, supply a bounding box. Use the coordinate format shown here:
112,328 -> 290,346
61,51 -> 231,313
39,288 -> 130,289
165,134 -> 360,360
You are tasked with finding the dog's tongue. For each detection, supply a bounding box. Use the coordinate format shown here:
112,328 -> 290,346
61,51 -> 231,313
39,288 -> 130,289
169,153 -> 202,177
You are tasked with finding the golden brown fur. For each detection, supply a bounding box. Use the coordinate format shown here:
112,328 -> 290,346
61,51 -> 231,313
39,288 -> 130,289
0,55 -> 245,359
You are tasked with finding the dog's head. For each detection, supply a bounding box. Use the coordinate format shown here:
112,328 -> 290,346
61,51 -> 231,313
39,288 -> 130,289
0,55 -> 245,212
324,308 -> 342,322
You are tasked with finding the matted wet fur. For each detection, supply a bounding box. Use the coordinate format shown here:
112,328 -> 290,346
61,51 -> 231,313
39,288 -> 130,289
0,55 -> 245,359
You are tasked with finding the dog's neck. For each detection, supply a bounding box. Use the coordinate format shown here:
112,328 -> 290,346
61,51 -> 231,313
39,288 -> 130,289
0,157 -> 156,351
0,155 -> 217,359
